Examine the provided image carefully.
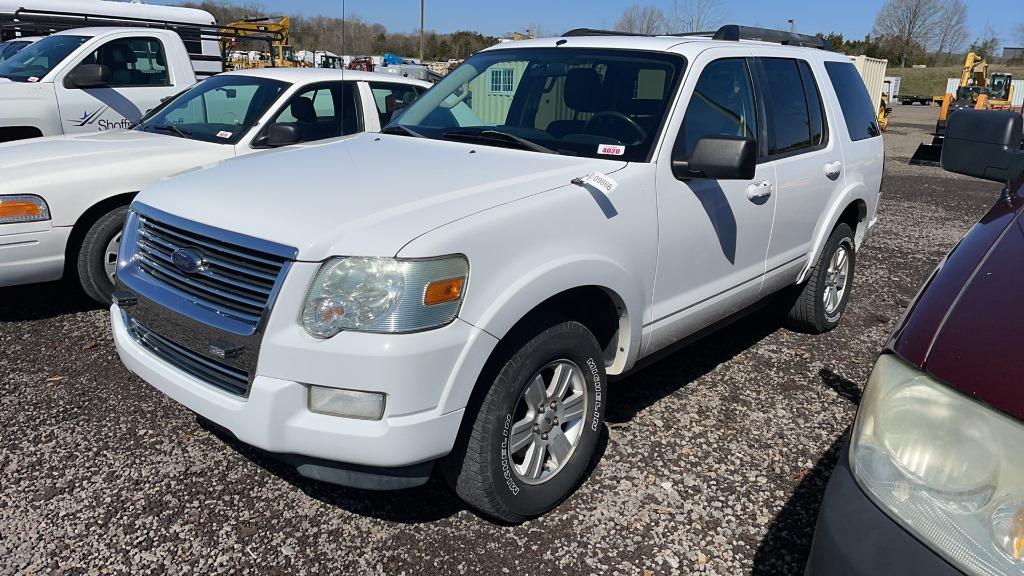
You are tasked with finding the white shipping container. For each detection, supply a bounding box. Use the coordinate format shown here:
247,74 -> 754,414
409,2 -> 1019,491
883,76 -> 900,98
851,55 -> 888,107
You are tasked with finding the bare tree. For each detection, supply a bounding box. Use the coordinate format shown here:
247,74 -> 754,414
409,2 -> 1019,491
614,5 -> 667,35
872,0 -> 943,67
671,0 -> 724,33
932,0 -> 968,63
1013,22 -> 1024,45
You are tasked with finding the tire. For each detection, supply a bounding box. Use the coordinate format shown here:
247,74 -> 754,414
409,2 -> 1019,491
76,206 -> 129,306
444,320 -> 607,523
786,223 -> 856,334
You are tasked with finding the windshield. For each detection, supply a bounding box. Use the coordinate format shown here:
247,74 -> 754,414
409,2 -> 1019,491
136,75 -> 289,144
394,48 -> 685,161
0,35 -> 88,82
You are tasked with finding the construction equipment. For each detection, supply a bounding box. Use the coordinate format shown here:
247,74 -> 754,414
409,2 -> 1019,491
221,16 -> 304,70
878,80 -> 893,131
910,52 -> 1016,165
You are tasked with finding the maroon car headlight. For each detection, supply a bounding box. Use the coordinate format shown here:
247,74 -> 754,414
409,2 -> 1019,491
850,354 -> 1024,574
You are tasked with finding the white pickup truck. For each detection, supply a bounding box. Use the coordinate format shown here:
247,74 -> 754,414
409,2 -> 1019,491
0,27 -> 207,143
112,27 -> 884,522
0,69 -> 429,302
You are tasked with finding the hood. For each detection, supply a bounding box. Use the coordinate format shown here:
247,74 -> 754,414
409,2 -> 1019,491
891,192 -> 1024,422
920,217 -> 1024,422
1,130 -> 232,224
134,132 -> 627,260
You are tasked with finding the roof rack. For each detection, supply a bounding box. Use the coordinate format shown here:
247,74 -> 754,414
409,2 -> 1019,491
560,24 -> 833,51
0,8 -> 284,47
562,28 -> 649,37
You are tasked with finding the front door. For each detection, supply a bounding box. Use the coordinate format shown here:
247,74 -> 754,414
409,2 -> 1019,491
55,36 -> 172,135
647,52 -> 776,354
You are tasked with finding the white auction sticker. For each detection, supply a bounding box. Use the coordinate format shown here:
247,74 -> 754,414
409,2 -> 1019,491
216,131 -> 233,139
27,77 -> 39,83
597,144 -> 625,156
575,172 -> 619,195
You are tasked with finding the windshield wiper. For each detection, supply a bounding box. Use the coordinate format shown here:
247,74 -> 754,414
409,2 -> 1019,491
381,124 -> 425,138
443,129 -> 556,154
150,124 -> 192,138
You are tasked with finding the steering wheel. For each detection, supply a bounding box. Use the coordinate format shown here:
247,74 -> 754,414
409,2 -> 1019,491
584,111 -> 647,147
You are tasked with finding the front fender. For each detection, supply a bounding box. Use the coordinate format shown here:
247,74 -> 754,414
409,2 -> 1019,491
0,82 -> 60,137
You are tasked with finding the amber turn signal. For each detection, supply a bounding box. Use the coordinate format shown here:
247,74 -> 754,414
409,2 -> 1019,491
423,276 -> 465,306
0,195 -> 49,223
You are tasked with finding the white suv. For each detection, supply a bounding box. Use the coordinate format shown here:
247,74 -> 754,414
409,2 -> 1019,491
111,26 -> 883,522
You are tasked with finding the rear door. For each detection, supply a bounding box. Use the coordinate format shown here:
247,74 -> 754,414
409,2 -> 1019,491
757,57 -> 843,293
55,35 -> 174,135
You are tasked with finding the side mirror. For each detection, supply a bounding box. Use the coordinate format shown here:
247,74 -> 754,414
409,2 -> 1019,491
941,110 -> 1024,183
63,64 -> 111,89
264,123 -> 302,147
672,136 -> 756,181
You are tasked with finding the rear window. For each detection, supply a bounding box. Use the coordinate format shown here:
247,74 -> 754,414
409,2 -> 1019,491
824,61 -> 880,141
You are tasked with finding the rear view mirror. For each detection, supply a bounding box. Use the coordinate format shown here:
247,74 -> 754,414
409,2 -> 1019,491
672,136 -> 756,181
265,123 -> 302,147
63,64 -> 111,89
941,110 -> 1024,183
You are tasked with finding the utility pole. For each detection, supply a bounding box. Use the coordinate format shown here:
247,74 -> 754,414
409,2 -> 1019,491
419,0 -> 425,61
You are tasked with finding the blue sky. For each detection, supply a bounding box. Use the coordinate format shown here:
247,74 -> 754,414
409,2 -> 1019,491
157,0 -> 1015,47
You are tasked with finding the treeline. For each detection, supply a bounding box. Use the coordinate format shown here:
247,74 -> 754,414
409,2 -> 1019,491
178,1 -> 499,60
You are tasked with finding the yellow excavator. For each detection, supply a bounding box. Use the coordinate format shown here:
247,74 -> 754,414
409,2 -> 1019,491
221,16 -> 307,70
910,52 -> 1016,165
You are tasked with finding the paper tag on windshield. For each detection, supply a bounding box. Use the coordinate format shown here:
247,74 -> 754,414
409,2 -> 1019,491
216,131 -> 233,139
575,172 -> 619,195
597,144 -> 625,156
27,76 -> 38,83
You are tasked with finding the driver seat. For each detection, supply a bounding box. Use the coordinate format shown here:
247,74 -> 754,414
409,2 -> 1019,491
547,68 -> 607,138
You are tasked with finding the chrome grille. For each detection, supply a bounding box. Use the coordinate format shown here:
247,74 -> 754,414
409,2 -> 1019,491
134,214 -> 289,327
125,314 -> 249,396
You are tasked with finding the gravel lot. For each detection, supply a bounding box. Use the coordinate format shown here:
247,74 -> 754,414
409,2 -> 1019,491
0,104 -> 1005,576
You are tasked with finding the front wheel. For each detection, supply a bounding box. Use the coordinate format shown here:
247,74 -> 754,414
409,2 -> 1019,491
76,206 -> 128,306
444,320 -> 606,523
786,223 -> 856,334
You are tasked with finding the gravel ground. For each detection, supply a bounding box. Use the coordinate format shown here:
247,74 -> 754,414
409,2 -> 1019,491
0,105 -> 1005,576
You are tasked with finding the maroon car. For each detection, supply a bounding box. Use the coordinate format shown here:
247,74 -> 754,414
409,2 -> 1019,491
806,109 -> 1024,575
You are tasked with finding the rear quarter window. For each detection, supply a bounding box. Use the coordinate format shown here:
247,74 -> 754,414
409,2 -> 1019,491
824,61 -> 880,142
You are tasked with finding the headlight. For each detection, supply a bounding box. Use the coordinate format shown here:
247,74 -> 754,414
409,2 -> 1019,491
300,255 -> 469,338
0,195 -> 50,224
850,354 -> 1024,575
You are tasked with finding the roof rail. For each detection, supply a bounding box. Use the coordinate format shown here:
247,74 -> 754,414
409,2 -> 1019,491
560,24 -> 832,50
562,28 -> 650,37
673,25 -> 832,50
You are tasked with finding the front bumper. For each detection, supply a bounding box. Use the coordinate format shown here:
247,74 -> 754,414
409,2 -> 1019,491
805,440 -> 963,575
112,304 -> 493,475
0,223 -> 71,287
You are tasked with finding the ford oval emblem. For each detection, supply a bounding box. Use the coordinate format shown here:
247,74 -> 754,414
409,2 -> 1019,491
171,248 -> 206,274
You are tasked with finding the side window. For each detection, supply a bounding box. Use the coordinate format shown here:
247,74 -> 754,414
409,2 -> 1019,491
269,82 -> 363,143
369,82 -> 424,127
824,61 -> 881,141
761,58 -> 811,154
79,37 -> 169,87
799,61 -> 827,147
676,58 -> 758,159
